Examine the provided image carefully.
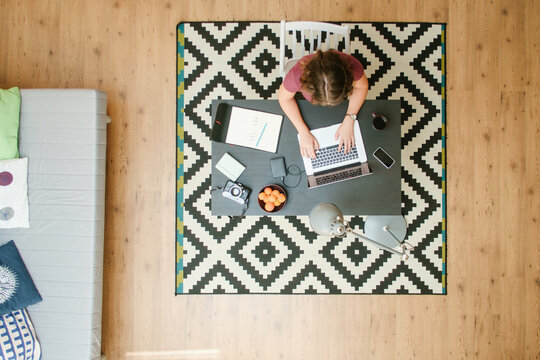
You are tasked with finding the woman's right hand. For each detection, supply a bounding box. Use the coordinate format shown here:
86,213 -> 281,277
298,130 -> 319,159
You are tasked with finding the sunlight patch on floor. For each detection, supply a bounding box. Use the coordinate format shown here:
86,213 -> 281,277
125,349 -> 220,359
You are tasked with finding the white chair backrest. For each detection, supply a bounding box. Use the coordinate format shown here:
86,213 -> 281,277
279,20 -> 350,77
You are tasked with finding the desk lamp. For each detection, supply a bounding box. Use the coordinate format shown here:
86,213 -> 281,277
309,203 -> 413,260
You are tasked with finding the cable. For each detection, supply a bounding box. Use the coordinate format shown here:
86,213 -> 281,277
239,199 -> 249,217
282,164 -> 305,189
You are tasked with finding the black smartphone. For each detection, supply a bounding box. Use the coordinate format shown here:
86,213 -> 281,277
373,147 -> 395,169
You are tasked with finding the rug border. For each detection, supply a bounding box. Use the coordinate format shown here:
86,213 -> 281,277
441,24 -> 447,294
175,23 -> 185,295
175,21 -> 448,295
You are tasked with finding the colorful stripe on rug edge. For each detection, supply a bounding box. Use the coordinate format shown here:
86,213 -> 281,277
176,23 -> 185,294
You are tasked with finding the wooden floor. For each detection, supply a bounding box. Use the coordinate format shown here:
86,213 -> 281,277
1,0 -> 539,359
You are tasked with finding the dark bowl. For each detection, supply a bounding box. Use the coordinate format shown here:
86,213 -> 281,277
258,184 -> 287,213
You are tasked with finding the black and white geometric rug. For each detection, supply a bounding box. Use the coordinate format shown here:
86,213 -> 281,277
176,22 -> 447,294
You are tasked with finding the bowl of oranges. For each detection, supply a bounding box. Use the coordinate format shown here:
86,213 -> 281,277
258,185 -> 287,213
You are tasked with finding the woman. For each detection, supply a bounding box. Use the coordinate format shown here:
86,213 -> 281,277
278,49 -> 369,159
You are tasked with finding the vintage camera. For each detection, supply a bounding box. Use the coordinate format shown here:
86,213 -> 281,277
222,180 -> 250,205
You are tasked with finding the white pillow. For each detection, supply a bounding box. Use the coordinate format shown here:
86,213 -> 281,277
0,157 -> 29,228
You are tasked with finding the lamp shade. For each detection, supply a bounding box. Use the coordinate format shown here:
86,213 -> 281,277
309,203 -> 347,236
309,203 -> 409,259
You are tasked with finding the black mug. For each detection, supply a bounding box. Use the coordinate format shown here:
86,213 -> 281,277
372,112 -> 388,131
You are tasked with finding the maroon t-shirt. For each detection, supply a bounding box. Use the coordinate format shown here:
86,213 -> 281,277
282,51 -> 364,102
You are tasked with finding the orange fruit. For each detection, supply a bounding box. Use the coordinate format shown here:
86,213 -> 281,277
271,189 -> 280,197
277,193 -> 286,202
274,199 -> 281,206
265,202 -> 275,212
267,195 -> 276,203
264,187 -> 272,195
258,192 -> 266,201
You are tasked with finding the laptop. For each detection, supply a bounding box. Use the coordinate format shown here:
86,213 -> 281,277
298,121 -> 373,188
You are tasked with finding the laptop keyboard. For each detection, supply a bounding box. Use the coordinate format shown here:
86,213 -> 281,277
311,144 -> 359,169
314,166 -> 367,186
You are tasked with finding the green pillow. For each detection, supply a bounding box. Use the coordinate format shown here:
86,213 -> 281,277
0,87 -> 21,160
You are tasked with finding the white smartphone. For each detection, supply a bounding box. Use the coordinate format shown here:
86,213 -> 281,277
373,147 -> 395,169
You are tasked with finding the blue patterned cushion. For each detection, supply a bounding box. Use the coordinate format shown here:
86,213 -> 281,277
0,241 -> 42,315
0,308 -> 41,360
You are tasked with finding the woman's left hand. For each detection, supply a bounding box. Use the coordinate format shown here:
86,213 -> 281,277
334,116 -> 356,153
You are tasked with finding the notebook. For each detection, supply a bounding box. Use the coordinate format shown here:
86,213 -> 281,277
298,121 -> 372,188
215,152 -> 246,181
211,104 -> 283,153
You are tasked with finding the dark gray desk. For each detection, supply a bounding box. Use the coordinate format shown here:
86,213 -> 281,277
211,99 -> 401,216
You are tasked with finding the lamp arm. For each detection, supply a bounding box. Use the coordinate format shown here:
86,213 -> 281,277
348,229 -> 404,257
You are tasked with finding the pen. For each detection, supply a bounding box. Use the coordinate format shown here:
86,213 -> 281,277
255,122 -> 267,147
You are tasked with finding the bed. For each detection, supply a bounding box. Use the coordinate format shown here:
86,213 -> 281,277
0,89 -> 109,360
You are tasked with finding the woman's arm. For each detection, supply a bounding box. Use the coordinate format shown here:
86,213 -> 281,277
347,73 -> 369,115
278,84 -> 319,158
334,73 -> 369,153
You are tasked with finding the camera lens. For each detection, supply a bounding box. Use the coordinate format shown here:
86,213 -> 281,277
230,186 -> 241,197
